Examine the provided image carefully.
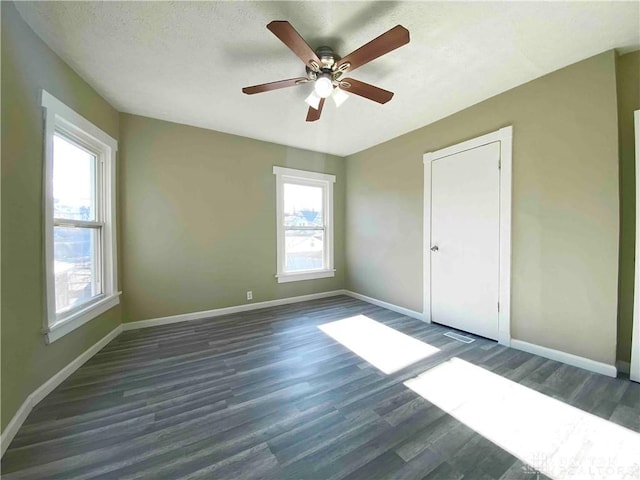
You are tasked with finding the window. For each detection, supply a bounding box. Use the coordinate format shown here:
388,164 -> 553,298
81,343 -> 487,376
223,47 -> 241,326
41,91 -> 119,343
273,166 -> 335,283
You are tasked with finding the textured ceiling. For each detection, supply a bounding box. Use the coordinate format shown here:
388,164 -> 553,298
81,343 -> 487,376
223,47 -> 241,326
15,1 -> 640,157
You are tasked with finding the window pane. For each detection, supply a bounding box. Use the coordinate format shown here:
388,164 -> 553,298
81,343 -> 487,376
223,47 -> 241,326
285,229 -> 324,271
54,226 -> 101,313
53,134 -> 96,220
284,183 -> 323,227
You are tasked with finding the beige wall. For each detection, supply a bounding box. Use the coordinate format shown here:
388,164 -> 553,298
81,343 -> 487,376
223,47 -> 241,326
119,114 -> 345,322
346,51 -> 620,365
1,2 -> 122,432
616,50 -> 640,363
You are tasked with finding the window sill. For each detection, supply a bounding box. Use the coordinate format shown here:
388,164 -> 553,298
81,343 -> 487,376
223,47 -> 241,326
45,292 -> 121,344
276,270 -> 335,283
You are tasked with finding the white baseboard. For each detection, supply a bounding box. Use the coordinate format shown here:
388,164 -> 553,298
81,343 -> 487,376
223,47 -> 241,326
344,290 -> 619,380
0,396 -> 32,459
511,339 -> 617,378
122,290 -> 347,331
122,289 -> 427,332
1,325 -> 122,458
342,290 -> 424,321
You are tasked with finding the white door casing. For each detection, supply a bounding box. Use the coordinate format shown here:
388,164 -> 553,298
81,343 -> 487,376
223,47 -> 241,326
430,142 -> 501,340
423,127 -> 512,346
631,110 -> 640,383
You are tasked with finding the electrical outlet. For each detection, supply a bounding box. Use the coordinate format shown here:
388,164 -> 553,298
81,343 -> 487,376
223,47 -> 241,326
246,291 -> 253,301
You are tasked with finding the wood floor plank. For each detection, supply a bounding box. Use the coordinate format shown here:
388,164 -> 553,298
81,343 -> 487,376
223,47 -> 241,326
2,295 -> 638,479
342,450 -> 407,480
391,447 -> 446,479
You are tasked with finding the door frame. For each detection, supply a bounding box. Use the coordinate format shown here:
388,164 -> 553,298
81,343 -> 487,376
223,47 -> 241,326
423,126 -> 513,346
631,110 -> 640,382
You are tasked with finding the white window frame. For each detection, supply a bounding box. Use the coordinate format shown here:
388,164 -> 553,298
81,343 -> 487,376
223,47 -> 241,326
41,90 -> 120,343
273,166 -> 336,283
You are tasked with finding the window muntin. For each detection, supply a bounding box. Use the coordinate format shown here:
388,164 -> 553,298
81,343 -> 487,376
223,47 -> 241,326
274,167 -> 335,283
42,90 -> 119,343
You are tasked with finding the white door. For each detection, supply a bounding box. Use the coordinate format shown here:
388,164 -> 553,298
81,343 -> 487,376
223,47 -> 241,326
430,141 -> 501,340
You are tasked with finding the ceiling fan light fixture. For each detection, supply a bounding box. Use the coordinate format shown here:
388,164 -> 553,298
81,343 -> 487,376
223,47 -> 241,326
314,74 -> 333,98
243,21 -> 410,121
332,88 -> 349,108
305,91 -> 322,110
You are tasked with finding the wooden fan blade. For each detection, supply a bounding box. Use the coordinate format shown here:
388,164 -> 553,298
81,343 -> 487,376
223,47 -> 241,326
336,25 -> 409,73
306,98 -> 325,122
340,78 -> 394,104
267,21 -> 321,71
242,77 -> 308,95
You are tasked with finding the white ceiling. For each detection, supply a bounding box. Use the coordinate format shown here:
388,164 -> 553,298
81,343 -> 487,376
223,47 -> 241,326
15,1 -> 639,157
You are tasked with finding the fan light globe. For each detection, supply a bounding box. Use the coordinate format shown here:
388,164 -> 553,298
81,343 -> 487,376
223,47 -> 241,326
332,88 -> 349,108
314,75 -> 333,98
304,91 -> 321,110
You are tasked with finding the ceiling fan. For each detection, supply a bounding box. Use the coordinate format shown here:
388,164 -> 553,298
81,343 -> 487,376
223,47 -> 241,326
242,21 -> 410,122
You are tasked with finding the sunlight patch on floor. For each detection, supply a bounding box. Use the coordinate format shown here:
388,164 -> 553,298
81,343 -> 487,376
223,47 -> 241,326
404,358 -> 640,479
318,315 -> 440,374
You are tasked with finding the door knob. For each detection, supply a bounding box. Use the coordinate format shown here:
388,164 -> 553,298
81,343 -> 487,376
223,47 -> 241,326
431,245 -> 439,252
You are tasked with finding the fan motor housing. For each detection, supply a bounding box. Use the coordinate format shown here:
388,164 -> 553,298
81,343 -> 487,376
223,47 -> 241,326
316,46 -> 339,68
306,46 -> 344,81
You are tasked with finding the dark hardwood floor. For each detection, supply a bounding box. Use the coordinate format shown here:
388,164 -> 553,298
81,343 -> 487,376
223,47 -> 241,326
2,295 -> 639,479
